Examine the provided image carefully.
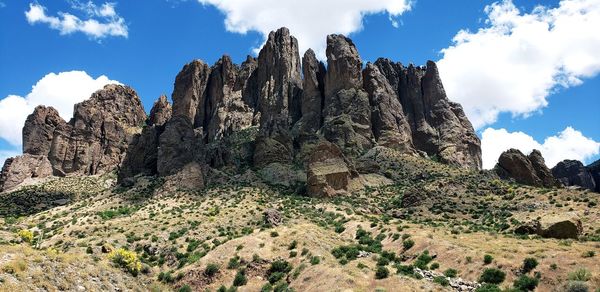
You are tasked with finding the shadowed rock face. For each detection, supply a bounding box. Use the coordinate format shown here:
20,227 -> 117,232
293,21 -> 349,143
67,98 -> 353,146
552,160 -> 596,191
3,27 -> 484,191
586,159 -> 600,193
495,149 -> 560,188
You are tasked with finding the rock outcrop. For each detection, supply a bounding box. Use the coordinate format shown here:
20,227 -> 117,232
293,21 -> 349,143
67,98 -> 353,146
551,160 -> 596,191
1,84 -> 146,191
495,149 -> 559,187
5,27 -> 485,192
0,155 -> 52,191
586,159 -> 600,192
515,213 -> 583,239
306,141 -> 352,197
148,95 -> 172,126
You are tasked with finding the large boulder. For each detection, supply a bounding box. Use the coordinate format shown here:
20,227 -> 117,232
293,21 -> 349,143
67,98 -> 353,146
0,154 -> 52,192
551,160 -> 596,191
306,141 -> 352,197
516,213 -> 583,239
495,149 -> 559,187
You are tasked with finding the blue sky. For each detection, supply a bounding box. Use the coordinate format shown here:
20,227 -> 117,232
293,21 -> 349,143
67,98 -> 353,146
1,0 -> 599,168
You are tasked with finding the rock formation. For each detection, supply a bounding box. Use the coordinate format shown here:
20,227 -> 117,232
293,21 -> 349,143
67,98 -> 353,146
148,95 -> 172,126
495,149 -> 560,188
306,141 -> 352,197
1,84 -> 146,192
586,159 -> 600,193
515,213 -> 583,239
3,27 -> 484,192
551,160 -> 596,191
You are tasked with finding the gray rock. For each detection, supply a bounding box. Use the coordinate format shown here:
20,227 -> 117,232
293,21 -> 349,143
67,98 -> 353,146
552,159 -> 596,191
496,149 -> 559,187
148,95 -> 172,126
0,154 -> 53,192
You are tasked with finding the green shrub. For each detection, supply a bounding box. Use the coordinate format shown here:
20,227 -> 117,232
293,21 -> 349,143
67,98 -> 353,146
483,254 -> 493,265
513,275 -> 539,291
582,251 -> 595,258
444,268 -> 458,278
562,281 -> 589,292
228,256 -> 241,269
521,258 -> 538,273
267,260 -> 292,283
430,262 -> 439,270
204,263 -> 220,277
479,268 -> 506,284
375,266 -> 389,279
413,250 -> 433,269
396,264 -> 414,276
433,276 -> 449,286
475,284 -> 502,292
376,256 -> 390,266
288,240 -> 297,250
178,285 -> 192,292
568,268 -> 592,282
310,256 -> 320,265
403,239 -> 415,250
233,271 -> 247,286
270,231 -> 279,237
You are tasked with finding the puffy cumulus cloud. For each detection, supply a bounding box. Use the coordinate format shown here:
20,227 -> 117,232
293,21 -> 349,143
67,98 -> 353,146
481,127 -> 600,169
25,1 -> 128,39
0,71 -> 119,146
196,0 -> 412,58
437,0 -> 600,129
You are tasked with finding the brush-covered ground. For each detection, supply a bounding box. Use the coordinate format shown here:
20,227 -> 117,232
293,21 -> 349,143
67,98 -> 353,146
1,149 -> 599,292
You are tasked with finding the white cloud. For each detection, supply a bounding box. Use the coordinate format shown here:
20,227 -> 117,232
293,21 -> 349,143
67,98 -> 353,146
196,0 -> 412,58
481,127 -> 600,169
25,2 -> 128,39
437,0 -> 600,129
0,71 -> 119,146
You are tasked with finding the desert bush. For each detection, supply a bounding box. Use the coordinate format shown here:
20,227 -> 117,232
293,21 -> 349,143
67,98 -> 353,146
205,263 -> 220,277
433,276 -> 449,286
568,268 -> 592,282
17,229 -> 34,244
444,268 -> 458,278
475,284 -> 501,292
233,270 -> 247,286
108,248 -> 142,275
513,275 -> 539,291
375,266 -> 389,279
403,239 -> 415,250
521,258 -> 538,273
479,268 -> 506,284
483,254 -> 493,265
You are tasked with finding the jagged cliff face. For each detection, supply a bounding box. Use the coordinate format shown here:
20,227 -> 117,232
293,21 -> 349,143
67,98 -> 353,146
1,27 -> 483,193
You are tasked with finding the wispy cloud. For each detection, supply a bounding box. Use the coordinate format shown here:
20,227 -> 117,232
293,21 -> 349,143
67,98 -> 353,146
25,1 -> 128,39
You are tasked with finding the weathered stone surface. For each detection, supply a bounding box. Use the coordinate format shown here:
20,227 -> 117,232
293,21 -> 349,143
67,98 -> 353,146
540,213 -> 583,239
292,49 -> 325,144
48,84 -> 146,176
148,95 -> 172,126
171,60 -> 211,127
495,149 -> 559,187
253,27 -> 302,166
22,106 -> 70,156
0,154 -> 52,192
306,141 -> 352,197
205,55 -> 256,142
363,62 -> 413,152
322,34 -> 373,156
515,213 -> 583,239
528,150 -> 560,187
324,34 -> 363,98
161,162 -> 204,191
157,116 -> 204,177
552,159 -> 596,191
263,208 -> 282,226
118,125 -> 162,185
586,159 -> 600,192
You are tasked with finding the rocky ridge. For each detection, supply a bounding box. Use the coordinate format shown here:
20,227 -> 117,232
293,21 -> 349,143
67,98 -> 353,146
1,27 -> 482,195
494,149 -> 560,188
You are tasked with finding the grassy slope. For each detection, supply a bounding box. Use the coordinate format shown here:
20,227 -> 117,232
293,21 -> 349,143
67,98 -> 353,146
0,150 -> 599,291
